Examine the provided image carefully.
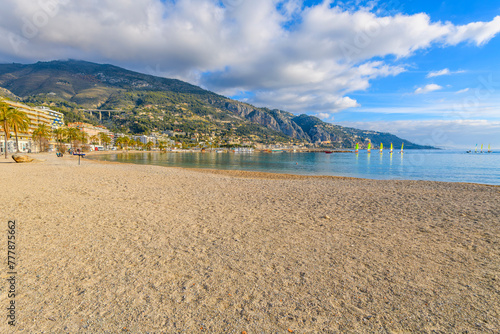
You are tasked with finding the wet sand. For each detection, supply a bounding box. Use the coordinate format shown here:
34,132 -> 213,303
0,153 -> 499,333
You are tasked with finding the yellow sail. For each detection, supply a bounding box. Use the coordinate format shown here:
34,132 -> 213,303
355,143 -> 359,152
400,142 -> 404,153
367,142 -> 371,152
390,143 -> 393,153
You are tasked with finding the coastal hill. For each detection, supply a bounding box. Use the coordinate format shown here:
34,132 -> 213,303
0,60 -> 432,148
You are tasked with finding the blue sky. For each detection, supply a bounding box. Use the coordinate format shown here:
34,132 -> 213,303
0,0 -> 499,148
329,0 -> 500,148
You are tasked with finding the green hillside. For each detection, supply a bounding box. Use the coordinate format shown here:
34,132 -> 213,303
0,60 -> 434,148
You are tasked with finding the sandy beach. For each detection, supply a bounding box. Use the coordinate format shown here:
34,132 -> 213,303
0,152 -> 499,333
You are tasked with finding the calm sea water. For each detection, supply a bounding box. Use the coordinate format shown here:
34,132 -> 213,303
88,150 -> 500,185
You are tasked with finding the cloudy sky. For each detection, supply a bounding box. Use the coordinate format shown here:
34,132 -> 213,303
1,0 -> 500,148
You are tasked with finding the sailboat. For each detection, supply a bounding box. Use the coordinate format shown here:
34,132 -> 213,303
379,143 -> 383,154
488,144 -> 492,153
475,144 -> 478,153
390,143 -> 393,154
355,143 -> 359,153
367,142 -> 371,153
481,144 -> 484,153
400,142 -> 404,154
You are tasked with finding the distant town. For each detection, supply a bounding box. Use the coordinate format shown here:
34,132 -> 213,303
0,99 -> 310,154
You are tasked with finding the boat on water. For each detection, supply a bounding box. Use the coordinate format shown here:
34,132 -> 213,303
355,143 -> 359,153
467,144 -> 491,154
367,142 -> 371,153
325,151 -> 333,154
400,142 -> 404,154
379,143 -> 383,154
390,143 -> 393,154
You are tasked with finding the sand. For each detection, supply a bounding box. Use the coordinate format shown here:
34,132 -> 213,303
0,152 -> 499,333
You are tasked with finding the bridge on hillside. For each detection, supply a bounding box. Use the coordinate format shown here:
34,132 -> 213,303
79,109 -> 124,121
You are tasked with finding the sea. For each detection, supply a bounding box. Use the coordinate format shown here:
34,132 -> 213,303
88,149 -> 500,185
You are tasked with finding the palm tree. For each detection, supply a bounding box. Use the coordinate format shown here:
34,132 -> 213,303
115,136 -> 130,150
129,138 -> 137,150
32,123 -> 52,153
129,138 -> 138,150
66,127 -> 83,150
90,135 -> 99,145
145,141 -> 154,151
136,141 -> 145,151
0,102 -> 15,158
99,132 -> 111,150
53,127 -> 67,143
53,127 -> 68,154
8,109 -> 31,153
79,132 -> 89,151
115,137 -> 124,149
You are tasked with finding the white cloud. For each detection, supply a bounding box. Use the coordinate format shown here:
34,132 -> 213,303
427,68 -> 450,78
316,113 -> 332,120
0,1 -> 499,114
415,84 -> 443,94
455,88 -> 470,94
446,16 -> 500,46
427,68 -> 465,78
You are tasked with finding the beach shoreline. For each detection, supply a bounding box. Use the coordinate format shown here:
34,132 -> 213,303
1,153 -> 499,332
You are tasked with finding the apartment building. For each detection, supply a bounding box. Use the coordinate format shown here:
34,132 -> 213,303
0,100 -> 64,153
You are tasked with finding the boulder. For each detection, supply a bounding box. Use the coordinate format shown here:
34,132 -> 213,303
12,154 -> 34,163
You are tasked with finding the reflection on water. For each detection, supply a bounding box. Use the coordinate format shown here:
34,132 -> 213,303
88,150 -> 500,185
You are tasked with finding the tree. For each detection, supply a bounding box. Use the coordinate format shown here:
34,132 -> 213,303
158,141 -> 165,151
145,141 -> 154,151
53,128 -> 68,153
130,139 -> 140,150
115,136 -> 130,150
115,137 -> 124,149
99,132 -> 111,150
0,102 -> 15,158
79,132 -> 90,151
32,124 -> 52,153
8,109 -> 31,153
90,135 -> 100,145
53,127 -> 67,144
66,127 -> 83,150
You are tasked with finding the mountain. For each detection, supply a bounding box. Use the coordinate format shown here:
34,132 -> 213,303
0,60 -> 432,148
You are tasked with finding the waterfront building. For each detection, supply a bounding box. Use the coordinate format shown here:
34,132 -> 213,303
67,122 -> 114,146
0,100 -> 64,153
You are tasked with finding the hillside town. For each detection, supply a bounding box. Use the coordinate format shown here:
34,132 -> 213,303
0,99 -> 310,155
